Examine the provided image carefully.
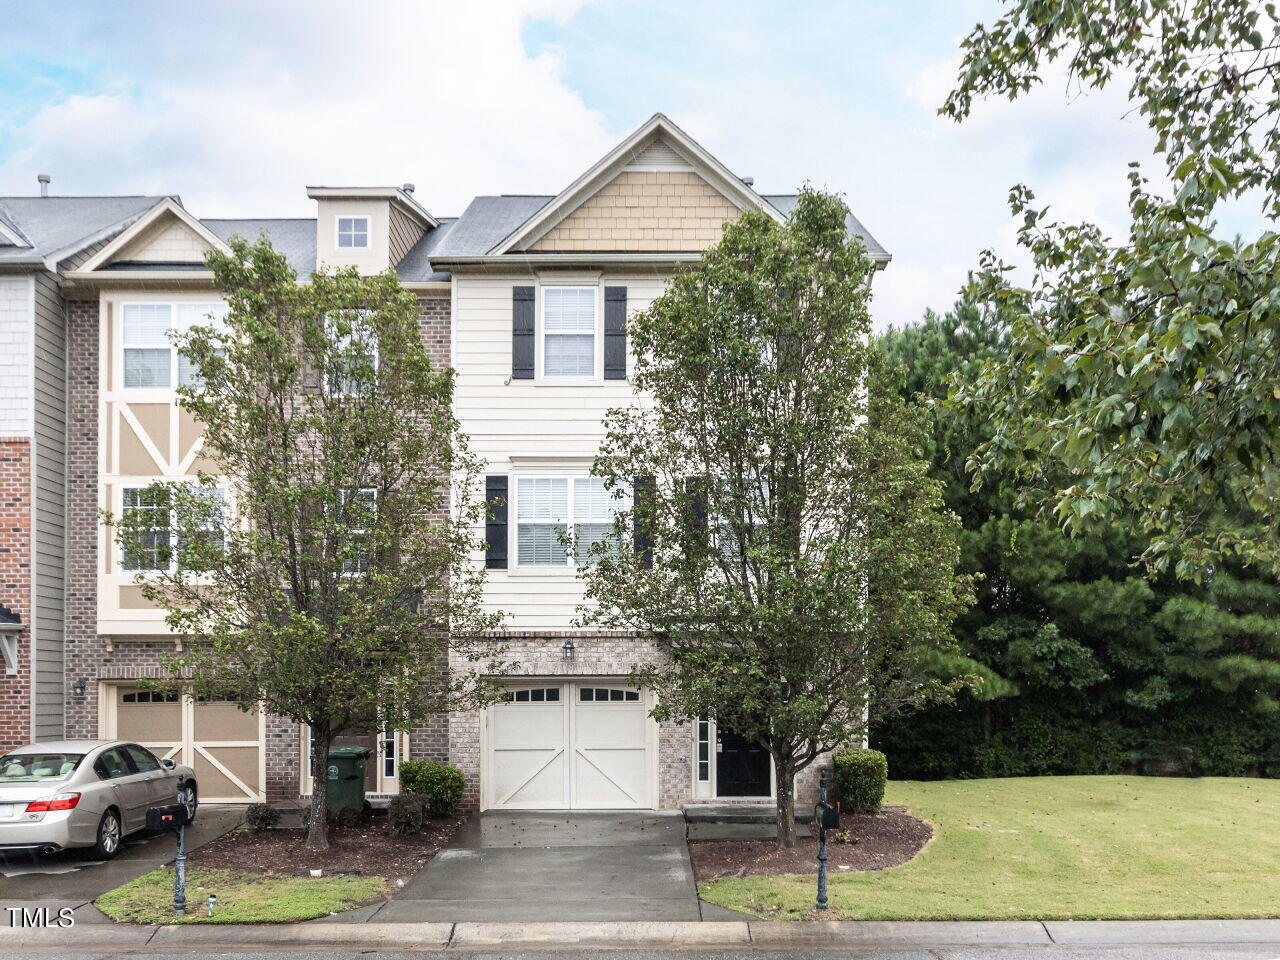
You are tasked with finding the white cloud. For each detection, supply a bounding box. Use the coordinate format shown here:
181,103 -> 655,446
0,0 -> 613,217
0,1 -> 1201,334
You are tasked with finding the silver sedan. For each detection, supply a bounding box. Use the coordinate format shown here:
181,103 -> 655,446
0,740 -> 197,859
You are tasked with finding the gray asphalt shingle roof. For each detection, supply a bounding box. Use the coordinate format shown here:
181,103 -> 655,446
762,195 -> 889,261
0,186 -> 889,277
202,218 -> 318,276
427,195 -> 553,259
0,195 -> 164,264
424,193 -> 888,260
203,217 -> 456,281
396,218 -> 457,282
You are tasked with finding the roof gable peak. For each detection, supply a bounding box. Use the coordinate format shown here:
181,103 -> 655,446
77,198 -> 230,274
488,113 -> 780,255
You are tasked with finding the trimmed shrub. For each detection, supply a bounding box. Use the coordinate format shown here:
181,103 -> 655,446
245,803 -> 281,831
833,748 -> 888,814
388,793 -> 430,835
399,760 -> 465,816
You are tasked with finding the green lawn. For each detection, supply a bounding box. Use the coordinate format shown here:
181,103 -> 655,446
96,867 -> 386,923
700,776 -> 1280,920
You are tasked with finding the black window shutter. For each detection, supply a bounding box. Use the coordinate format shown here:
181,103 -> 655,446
684,476 -> 707,536
485,475 -> 508,569
512,286 -> 535,380
604,286 -> 627,380
633,475 -> 654,568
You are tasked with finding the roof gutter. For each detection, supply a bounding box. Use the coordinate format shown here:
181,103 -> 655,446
434,250 -> 892,268
433,252 -> 706,267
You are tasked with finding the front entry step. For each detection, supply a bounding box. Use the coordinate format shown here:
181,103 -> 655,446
682,803 -> 814,824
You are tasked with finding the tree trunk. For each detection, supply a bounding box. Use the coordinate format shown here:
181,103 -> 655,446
306,728 -> 332,851
775,753 -> 797,850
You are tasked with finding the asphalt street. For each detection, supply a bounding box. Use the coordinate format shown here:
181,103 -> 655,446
3,948 -> 1280,959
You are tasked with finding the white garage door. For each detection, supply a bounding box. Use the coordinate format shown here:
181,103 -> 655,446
484,682 -> 654,810
107,685 -> 265,804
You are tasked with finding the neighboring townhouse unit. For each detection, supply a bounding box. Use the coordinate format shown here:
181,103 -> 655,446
0,192 -> 164,749
19,113 -> 888,813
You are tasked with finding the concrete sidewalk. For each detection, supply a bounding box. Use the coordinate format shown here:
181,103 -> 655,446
4,918 -> 1280,951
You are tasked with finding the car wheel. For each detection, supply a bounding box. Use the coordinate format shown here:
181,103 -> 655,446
88,810 -> 122,860
182,783 -> 198,823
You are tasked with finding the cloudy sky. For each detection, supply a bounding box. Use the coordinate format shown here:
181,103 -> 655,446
0,0 -> 1173,329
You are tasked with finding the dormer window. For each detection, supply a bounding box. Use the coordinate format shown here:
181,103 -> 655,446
336,216 -> 370,249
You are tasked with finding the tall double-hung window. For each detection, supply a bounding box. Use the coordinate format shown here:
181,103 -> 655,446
515,476 -> 621,567
541,287 -> 597,379
122,302 -> 227,389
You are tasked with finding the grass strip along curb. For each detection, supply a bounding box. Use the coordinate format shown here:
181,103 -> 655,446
95,867 -> 385,924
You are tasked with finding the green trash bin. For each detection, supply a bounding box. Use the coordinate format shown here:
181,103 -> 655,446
325,746 -> 370,819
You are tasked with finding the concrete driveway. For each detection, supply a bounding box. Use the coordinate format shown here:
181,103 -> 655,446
0,804 -> 243,922
375,810 -> 702,922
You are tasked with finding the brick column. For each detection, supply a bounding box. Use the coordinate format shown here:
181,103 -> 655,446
0,438 -> 31,750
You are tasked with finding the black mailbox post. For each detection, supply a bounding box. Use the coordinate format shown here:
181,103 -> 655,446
814,769 -> 839,910
145,803 -> 191,831
147,779 -> 192,916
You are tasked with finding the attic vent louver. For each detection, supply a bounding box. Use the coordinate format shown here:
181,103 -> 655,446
625,137 -> 690,172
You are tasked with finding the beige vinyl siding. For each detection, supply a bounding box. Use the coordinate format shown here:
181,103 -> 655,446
453,273 -> 665,629
112,217 -> 210,263
388,205 -> 425,267
32,270 -> 65,738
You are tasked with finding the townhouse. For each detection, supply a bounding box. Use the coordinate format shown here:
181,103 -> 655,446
0,114 -> 889,812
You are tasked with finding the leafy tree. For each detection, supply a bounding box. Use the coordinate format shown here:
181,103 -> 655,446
882,305 -> 1158,704
580,189 -> 975,848
1158,570 -> 1280,714
943,0 -> 1280,576
877,301 -> 1280,778
110,239 -> 502,850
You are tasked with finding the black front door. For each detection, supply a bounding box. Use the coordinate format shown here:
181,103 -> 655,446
715,727 -> 771,796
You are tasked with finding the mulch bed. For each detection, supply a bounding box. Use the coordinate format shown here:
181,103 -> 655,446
190,815 -> 463,884
689,809 -> 932,881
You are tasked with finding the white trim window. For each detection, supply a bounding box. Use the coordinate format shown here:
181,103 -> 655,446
120,486 -> 171,572
339,488 -> 377,575
696,717 -> 712,782
381,726 -> 397,780
541,286 -> 597,379
326,311 -> 378,398
336,215 -> 370,249
122,302 -> 227,390
514,475 -> 623,568
120,484 -> 226,573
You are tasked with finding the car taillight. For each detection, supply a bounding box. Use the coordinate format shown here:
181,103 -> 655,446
25,793 -> 80,813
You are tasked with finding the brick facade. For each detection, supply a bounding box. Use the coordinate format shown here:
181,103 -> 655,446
65,294 -> 456,801
0,438 -> 31,750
